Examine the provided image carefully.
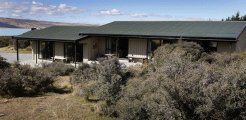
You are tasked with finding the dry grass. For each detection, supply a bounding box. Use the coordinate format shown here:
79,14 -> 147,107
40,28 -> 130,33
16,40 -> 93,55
0,46 -> 32,54
0,76 -> 112,120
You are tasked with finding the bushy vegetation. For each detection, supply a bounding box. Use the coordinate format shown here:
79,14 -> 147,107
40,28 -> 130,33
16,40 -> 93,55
42,62 -> 75,76
0,36 -> 30,48
0,55 -> 10,69
0,59 -> 76,97
72,58 -> 132,105
72,41 -> 246,120
0,41 -> 245,119
114,42 -> 246,120
0,63 -> 54,97
0,36 -> 13,47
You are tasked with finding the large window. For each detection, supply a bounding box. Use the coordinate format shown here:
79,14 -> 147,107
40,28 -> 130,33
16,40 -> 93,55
105,38 -> 117,54
64,43 -> 83,62
199,41 -> 217,52
64,43 -> 75,62
147,39 -> 162,54
151,40 -> 162,51
39,41 -> 53,59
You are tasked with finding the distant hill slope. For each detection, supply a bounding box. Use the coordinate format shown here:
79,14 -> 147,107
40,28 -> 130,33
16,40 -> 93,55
0,22 -> 19,28
0,17 -> 92,29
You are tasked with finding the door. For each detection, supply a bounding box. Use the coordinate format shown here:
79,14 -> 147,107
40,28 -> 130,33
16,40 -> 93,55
76,43 -> 83,62
118,38 -> 129,58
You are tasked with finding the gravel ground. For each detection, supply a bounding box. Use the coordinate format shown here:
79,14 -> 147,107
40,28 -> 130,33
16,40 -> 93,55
0,52 -> 32,63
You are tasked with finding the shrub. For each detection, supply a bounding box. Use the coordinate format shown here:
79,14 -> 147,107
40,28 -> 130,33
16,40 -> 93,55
0,64 -> 54,97
0,36 -> 11,47
72,58 -> 131,106
112,42 -> 246,120
153,41 -> 203,66
0,37 -> 30,48
19,40 -> 30,48
42,62 -> 75,76
72,63 -> 99,96
0,56 -> 10,69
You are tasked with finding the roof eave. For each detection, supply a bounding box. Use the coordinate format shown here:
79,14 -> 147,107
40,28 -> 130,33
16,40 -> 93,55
13,35 -> 88,42
80,33 -> 237,42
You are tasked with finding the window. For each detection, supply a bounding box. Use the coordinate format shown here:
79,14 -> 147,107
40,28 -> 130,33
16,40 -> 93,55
162,39 -> 177,44
105,38 -> 117,54
39,41 -> 53,59
198,41 -> 217,52
64,43 -> 75,62
151,40 -> 162,51
64,43 -> 83,62
147,39 -> 162,53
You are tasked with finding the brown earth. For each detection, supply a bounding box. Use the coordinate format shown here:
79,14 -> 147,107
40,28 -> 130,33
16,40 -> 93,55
0,76 -> 111,120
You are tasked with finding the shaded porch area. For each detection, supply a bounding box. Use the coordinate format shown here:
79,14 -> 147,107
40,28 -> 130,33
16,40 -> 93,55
13,26 -> 95,68
19,59 -> 142,68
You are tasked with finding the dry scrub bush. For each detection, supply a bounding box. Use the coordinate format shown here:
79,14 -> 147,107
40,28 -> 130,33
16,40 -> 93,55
42,62 -> 75,76
72,58 -> 132,106
0,64 -> 54,97
113,41 -> 246,120
0,36 -> 12,47
0,55 -> 10,69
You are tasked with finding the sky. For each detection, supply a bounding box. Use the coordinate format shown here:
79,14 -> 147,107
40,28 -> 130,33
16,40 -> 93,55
0,0 -> 246,25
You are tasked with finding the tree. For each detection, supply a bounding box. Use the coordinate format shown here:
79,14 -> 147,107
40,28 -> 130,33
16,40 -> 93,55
223,12 -> 246,21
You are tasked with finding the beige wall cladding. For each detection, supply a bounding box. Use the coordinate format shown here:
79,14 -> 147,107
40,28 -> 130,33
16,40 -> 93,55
128,38 -> 147,58
217,42 -> 236,53
83,44 -> 88,62
31,41 -> 37,60
54,42 -> 64,58
81,37 -> 106,61
236,28 -> 246,51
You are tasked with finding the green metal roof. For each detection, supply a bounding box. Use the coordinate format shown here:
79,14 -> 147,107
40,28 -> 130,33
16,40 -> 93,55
81,21 -> 246,40
15,26 -> 95,41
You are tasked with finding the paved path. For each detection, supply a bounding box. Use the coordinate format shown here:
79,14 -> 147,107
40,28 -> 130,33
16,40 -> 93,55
0,52 -> 32,63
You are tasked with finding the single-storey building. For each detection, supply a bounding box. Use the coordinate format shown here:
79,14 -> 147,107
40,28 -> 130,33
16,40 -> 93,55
14,21 -> 246,66
14,26 -> 95,67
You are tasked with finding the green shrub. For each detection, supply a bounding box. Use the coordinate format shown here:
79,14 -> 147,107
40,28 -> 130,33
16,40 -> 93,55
0,56 -> 10,69
42,62 -> 75,76
0,64 -> 54,97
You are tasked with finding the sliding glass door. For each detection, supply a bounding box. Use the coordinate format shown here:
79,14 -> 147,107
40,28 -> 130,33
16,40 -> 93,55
105,38 -> 117,54
39,41 -> 54,59
64,43 -> 74,62
64,42 -> 83,62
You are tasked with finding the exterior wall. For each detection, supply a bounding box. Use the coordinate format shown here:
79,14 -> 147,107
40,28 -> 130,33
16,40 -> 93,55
31,41 -> 37,60
128,38 -> 148,58
81,37 -> 148,62
83,44 -> 88,62
236,28 -> 246,51
217,42 -> 236,53
54,42 -> 64,59
80,37 -> 105,62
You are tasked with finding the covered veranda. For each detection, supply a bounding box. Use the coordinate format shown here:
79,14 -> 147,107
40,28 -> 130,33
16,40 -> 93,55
13,26 -> 95,68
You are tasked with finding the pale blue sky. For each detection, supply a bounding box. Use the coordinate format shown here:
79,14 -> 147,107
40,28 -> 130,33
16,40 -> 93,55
0,0 -> 245,24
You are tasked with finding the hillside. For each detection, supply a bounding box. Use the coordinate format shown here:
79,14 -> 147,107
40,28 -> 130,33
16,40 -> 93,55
0,22 -> 19,28
0,17 -> 90,29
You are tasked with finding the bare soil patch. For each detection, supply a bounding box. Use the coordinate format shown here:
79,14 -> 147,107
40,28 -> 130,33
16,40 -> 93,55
0,76 -> 111,120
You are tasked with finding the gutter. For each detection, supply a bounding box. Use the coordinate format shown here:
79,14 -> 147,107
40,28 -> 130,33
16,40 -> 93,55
79,33 -> 237,42
12,35 -> 89,43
